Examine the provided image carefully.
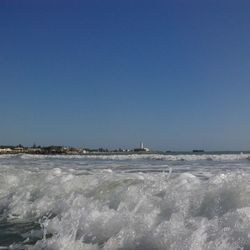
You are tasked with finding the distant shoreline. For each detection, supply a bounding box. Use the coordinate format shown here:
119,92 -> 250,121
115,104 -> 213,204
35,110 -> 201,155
1,145 -> 250,156
0,146 -> 155,156
0,151 -> 155,156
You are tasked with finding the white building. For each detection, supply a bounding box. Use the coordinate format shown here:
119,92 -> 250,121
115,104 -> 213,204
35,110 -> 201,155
0,148 -> 12,153
134,142 -> 149,152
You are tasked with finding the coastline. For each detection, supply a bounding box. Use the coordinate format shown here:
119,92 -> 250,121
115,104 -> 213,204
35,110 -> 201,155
0,150 -> 249,156
0,144 -> 153,155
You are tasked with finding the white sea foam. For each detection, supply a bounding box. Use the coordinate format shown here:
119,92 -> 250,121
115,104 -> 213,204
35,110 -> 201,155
15,152 -> 250,162
0,154 -> 250,249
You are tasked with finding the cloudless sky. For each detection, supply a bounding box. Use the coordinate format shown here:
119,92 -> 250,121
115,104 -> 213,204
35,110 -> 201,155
0,0 -> 250,150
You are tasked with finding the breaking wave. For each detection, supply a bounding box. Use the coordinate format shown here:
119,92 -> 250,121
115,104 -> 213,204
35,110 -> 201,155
5,152 -> 250,162
0,154 -> 250,249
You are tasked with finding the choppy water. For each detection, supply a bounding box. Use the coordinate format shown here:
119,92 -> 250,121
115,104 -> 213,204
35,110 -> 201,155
1,153 -> 250,249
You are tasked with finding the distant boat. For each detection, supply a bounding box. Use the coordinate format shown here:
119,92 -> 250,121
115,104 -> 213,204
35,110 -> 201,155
192,150 -> 205,153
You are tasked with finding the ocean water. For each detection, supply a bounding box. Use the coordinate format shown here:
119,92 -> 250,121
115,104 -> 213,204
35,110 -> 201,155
1,153 -> 250,250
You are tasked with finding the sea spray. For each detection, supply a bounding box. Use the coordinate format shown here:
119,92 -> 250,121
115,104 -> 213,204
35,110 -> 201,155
0,154 -> 250,249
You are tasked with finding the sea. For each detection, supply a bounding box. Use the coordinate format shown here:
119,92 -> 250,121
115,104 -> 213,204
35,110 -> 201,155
1,152 -> 250,250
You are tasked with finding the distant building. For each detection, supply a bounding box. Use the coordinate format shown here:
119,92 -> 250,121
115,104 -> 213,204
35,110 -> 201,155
29,148 -> 42,153
134,141 -> 150,152
13,147 -> 25,153
0,148 -> 12,153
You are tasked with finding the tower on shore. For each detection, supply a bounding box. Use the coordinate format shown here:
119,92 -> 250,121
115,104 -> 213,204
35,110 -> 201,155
134,141 -> 150,152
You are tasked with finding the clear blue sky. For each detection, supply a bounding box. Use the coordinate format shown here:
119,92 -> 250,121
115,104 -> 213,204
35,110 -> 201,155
0,0 -> 250,150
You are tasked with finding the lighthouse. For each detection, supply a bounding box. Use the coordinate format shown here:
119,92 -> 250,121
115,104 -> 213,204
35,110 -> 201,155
133,141 -> 150,152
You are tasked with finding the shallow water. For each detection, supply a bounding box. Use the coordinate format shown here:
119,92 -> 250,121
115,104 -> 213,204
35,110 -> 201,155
1,153 -> 250,249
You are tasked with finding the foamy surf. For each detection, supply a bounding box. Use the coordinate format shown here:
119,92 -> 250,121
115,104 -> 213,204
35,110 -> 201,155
0,154 -> 250,249
13,152 -> 250,162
